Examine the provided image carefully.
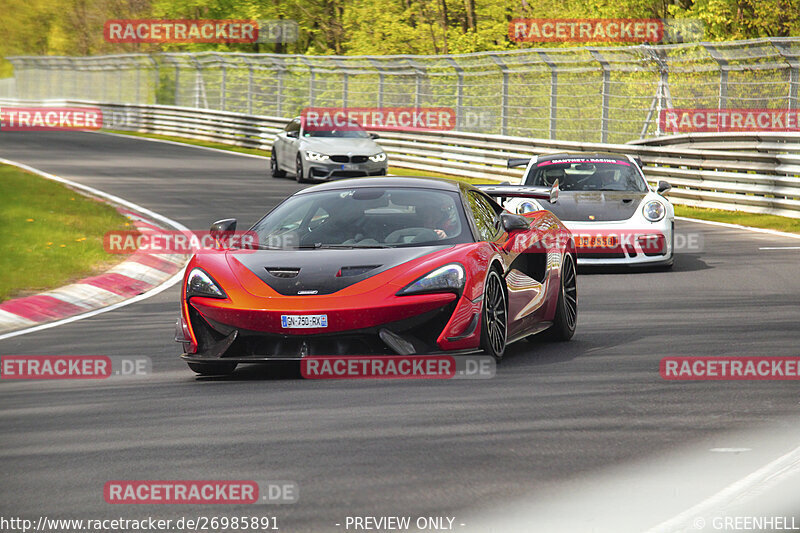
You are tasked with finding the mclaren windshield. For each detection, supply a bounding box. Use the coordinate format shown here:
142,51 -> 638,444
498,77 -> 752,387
524,158 -> 649,192
252,187 -> 470,249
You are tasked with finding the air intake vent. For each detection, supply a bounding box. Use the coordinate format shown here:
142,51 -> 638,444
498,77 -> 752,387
336,265 -> 381,277
266,267 -> 300,278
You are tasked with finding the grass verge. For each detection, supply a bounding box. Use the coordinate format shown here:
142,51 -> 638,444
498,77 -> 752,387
103,130 -> 800,234
0,164 -> 132,301
674,205 -> 800,234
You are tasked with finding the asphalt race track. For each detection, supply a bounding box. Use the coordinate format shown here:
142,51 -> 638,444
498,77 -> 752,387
1,131 -> 799,532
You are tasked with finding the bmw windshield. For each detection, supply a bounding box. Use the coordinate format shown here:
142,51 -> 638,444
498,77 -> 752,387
524,158 -> 649,192
251,187 -> 470,249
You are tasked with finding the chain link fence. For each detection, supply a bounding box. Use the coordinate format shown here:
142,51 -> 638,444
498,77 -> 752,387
5,37 -> 800,143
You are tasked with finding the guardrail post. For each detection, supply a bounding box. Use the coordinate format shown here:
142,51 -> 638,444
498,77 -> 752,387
775,41 -> 800,109
589,49 -> 611,143
704,44 -> 729,109
538,51 -> 558,139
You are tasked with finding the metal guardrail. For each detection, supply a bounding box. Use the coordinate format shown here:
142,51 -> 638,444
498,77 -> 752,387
2,99 -> 799,218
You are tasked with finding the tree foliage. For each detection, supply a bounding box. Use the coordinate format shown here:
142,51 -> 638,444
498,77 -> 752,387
1,0 -> 797,75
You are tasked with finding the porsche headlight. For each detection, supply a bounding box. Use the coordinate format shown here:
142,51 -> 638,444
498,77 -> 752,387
186,268 -> 227,299
516,201 -> 541,214
368,152 -> 387,162
642,200 -> 666,222
397,264 -> 465,296
305,150 -> 330,162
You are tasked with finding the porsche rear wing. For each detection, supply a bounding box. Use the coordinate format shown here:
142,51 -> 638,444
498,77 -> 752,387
476,180 -> 559,204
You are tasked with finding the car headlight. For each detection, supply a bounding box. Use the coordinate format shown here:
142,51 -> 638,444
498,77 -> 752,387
305,151 -> 330,162
397,263 -> 465,296
186,268 -> 227,299
368,152 -> 387,162
642,200 -> 666,222
516,200 -> 541,214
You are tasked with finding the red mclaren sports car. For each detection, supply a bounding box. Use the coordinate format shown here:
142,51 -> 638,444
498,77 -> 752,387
175,177 -> 577,375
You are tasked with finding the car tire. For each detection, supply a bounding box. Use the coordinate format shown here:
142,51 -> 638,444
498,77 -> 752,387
295,154 -> 306,183
270,151 -> 286,178
541,253 -> 577,341
187,362 -> 237,375
480,268 -> 507,361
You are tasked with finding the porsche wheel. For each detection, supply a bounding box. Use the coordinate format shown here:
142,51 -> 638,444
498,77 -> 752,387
480,268 -> 507,361
270,151 -> 286,178
295,154 -> 306,183
543,253 -> 577,341
187,362 -> 237,376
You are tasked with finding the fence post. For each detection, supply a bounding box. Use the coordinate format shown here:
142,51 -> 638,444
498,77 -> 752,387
367,58 -> 385,108
149,55 -> 159,105
588,48 -> 610,143
445,57 -> 464,130
407,58 -> 424,108
538,51 -> 557,140
704,44 -> 728,109
174,63 -> 180,106
489,55 -> 509,136
336,59 -> 348,108
220,59 -> 227,111
775,41 -> 799,110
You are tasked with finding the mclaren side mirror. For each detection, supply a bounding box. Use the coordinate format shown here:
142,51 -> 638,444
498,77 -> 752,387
369,132 -> 380,140
500,213 -> 530,233
210,218 -> 237,238
657,180 -> 672,195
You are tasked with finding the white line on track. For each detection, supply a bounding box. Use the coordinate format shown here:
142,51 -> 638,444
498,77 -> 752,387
644,444 -> 800,533
758,246 -> 800,250
98,131 -> 270,160
676,216 -> 800,241
0,157 -> 189,342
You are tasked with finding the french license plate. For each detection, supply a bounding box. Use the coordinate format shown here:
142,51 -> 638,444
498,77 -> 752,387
341,163 -> 357,170
281,314 -> 328,328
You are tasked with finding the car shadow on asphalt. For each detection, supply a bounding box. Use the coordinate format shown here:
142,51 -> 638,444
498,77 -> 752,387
578,253 -> 710,275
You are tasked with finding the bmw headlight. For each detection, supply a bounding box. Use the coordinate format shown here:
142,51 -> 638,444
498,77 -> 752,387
397,264 -> 465,296
305,151 -> 330,162
642,200 -> 666,222
516,200 -> 541,214
186,268 -> 227,299
368,152 -> 387,163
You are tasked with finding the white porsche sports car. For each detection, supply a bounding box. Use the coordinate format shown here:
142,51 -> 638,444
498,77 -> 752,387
500,153 -> 675,268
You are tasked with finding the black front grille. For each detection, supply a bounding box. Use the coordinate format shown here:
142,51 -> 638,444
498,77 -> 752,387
331,170 -> 369,177
351,155 -> 368,163
330,155 -> 349,163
